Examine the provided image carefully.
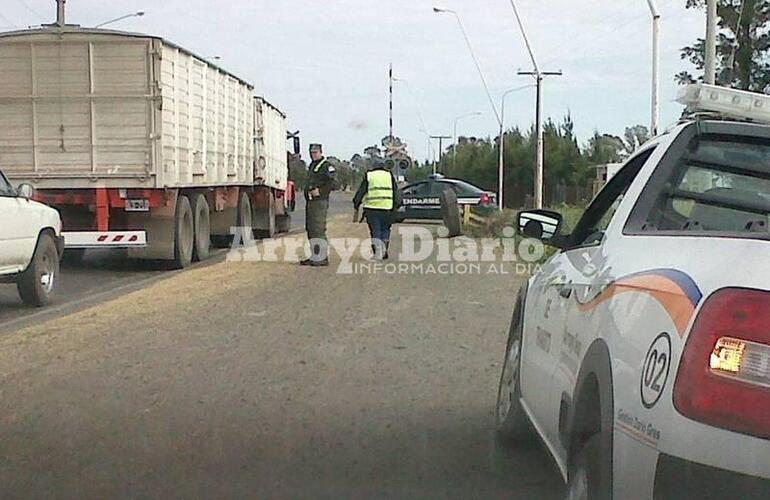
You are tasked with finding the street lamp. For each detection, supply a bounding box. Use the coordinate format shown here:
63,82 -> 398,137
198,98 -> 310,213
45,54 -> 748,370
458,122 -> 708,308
498,85 -> 535,211
433,7 -> 501,125
95,11 -> 145,29
453,112 -> 482,172
645,0 -> 661,136
393,76 -> 433,167
508,0 -> 561,209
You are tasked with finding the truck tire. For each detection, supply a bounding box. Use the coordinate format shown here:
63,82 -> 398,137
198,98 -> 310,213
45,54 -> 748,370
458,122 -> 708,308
191,193 -> 211,262
173,195 -> 195,269
440,188 -> 462,237
254,191 -> 276,239
276,213 -> 291,233
17,232 -> 60,307
237,192 -> 253,244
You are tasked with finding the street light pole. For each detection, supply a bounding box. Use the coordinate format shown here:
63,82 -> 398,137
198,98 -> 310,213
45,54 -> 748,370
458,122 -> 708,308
498,85 -> 535,211
705,0 -> 717,84
95,11 -> 145,29
433,7 -> 501,124
645,0 -> 661,136
508,0 -> 561,209
56,0 -> 66,26
453,112 -> 482,172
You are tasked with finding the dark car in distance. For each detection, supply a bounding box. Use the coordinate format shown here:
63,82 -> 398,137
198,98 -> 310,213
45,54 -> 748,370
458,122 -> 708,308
394,175 -> 497,223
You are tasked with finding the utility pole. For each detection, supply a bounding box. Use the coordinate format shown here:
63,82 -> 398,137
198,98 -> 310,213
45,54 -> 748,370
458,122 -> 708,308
389,63 -> 394,141
518,70 -> 562,210
705,0 -> 717,84
509,0 -> 561,209
429,135 -> 451,175
645,0 -> 661,136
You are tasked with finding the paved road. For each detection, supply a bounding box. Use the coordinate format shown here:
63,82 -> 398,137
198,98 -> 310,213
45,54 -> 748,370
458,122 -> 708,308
0,193 -> 352,331
0,217 -> 564,499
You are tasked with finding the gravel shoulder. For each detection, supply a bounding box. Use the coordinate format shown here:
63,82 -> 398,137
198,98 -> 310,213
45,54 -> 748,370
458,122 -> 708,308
0,217 -> 563,499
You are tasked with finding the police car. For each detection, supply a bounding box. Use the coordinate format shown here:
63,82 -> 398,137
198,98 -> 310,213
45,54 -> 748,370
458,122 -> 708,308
394,174 -> 496,222
495,84 -> 770,499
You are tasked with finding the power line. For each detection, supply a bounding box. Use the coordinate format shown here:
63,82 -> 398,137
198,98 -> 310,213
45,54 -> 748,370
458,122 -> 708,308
541,13 -> 649,67
14,0 -> 45,20
0,11 -> 18,27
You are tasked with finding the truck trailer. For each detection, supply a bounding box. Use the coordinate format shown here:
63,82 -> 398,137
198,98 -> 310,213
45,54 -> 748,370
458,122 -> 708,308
0,24 -> 295,268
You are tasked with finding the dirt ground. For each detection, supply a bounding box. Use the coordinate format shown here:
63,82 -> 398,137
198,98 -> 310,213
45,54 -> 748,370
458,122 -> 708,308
0,216 -> 564,499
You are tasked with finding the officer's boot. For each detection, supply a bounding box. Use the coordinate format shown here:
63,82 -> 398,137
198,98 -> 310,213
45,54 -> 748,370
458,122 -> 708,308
301,243 -> 321,266
309,242 -> 329,267
383,240 -> 390,260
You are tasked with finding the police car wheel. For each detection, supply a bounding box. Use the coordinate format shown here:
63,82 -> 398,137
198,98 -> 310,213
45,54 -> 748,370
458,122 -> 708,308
567,435 -> 603,500
495,293 -> 531,444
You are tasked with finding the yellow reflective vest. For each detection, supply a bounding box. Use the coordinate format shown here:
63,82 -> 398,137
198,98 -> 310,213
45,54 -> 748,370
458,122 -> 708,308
363,170 -> 394,210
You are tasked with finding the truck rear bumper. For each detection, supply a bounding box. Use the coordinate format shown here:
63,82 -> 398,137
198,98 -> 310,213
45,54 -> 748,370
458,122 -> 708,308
63,231 -> 147,249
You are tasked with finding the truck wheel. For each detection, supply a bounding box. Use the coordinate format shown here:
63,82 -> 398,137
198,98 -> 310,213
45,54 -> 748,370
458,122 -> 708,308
276,213 -> 291,233
173,195 -> 195,269
495,291 -> 532,444
440,188 -> 462,237
17,233 -> 60,307
237,192 -> 253,244
254,191 -> 276,239
191,193 -> 211,262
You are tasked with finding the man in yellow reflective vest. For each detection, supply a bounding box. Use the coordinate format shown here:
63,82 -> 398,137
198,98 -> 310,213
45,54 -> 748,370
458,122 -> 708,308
353,158 -> 402,260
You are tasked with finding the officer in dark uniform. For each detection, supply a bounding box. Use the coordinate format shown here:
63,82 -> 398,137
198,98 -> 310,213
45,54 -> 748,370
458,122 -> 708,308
301,143 -> 333,267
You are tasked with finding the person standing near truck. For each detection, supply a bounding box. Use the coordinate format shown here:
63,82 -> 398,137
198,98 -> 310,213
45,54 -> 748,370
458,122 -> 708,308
353,158 -> 401,260
301,144 -> 333,267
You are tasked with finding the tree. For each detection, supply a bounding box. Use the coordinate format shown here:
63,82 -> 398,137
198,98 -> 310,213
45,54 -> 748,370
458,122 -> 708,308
288,154 -> 308,190
677,0 -> 770,92
622,125 -> 651,155
584,132 -> 624,164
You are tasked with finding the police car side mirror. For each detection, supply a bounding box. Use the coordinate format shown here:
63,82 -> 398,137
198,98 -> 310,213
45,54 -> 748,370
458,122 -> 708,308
517,210 -> 565,248
17,183 -> 34,200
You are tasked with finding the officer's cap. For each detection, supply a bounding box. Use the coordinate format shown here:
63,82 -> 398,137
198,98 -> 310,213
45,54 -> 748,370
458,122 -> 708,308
309,143 -> 323,153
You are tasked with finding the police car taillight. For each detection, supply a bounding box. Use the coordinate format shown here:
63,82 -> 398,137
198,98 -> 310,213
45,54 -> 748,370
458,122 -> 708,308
673,288 -> 770,440
479,193 -> 491,206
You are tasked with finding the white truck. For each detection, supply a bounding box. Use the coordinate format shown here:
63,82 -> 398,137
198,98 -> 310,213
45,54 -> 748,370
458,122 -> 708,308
0,23 -> 295,268
0,170 -> 63,306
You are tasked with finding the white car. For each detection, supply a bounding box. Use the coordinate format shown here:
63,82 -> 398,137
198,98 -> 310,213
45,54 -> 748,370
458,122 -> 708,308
495,85 -> 770,499
0,169 -> 63,306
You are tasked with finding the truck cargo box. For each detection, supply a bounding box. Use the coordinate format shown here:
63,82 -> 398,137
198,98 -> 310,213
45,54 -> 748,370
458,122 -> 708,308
0,27 -> 261,190
254,97 -> 288,191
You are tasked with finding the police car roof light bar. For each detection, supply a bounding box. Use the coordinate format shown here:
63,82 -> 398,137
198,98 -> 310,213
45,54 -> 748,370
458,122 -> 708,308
677,84 -> 770,125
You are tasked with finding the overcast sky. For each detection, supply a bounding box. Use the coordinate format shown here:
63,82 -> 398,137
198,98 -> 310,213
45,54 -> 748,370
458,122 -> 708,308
1,0 -> 705,161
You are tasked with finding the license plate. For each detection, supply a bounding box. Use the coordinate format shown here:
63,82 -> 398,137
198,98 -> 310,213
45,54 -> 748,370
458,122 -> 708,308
125,199 -> 150,212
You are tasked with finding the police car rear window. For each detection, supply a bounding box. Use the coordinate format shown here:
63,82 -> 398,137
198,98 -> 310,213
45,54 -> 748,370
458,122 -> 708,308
643,136 -> 770,235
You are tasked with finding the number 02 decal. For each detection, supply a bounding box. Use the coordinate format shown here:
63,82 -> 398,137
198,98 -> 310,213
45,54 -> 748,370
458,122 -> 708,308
640,332 -> 672,409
